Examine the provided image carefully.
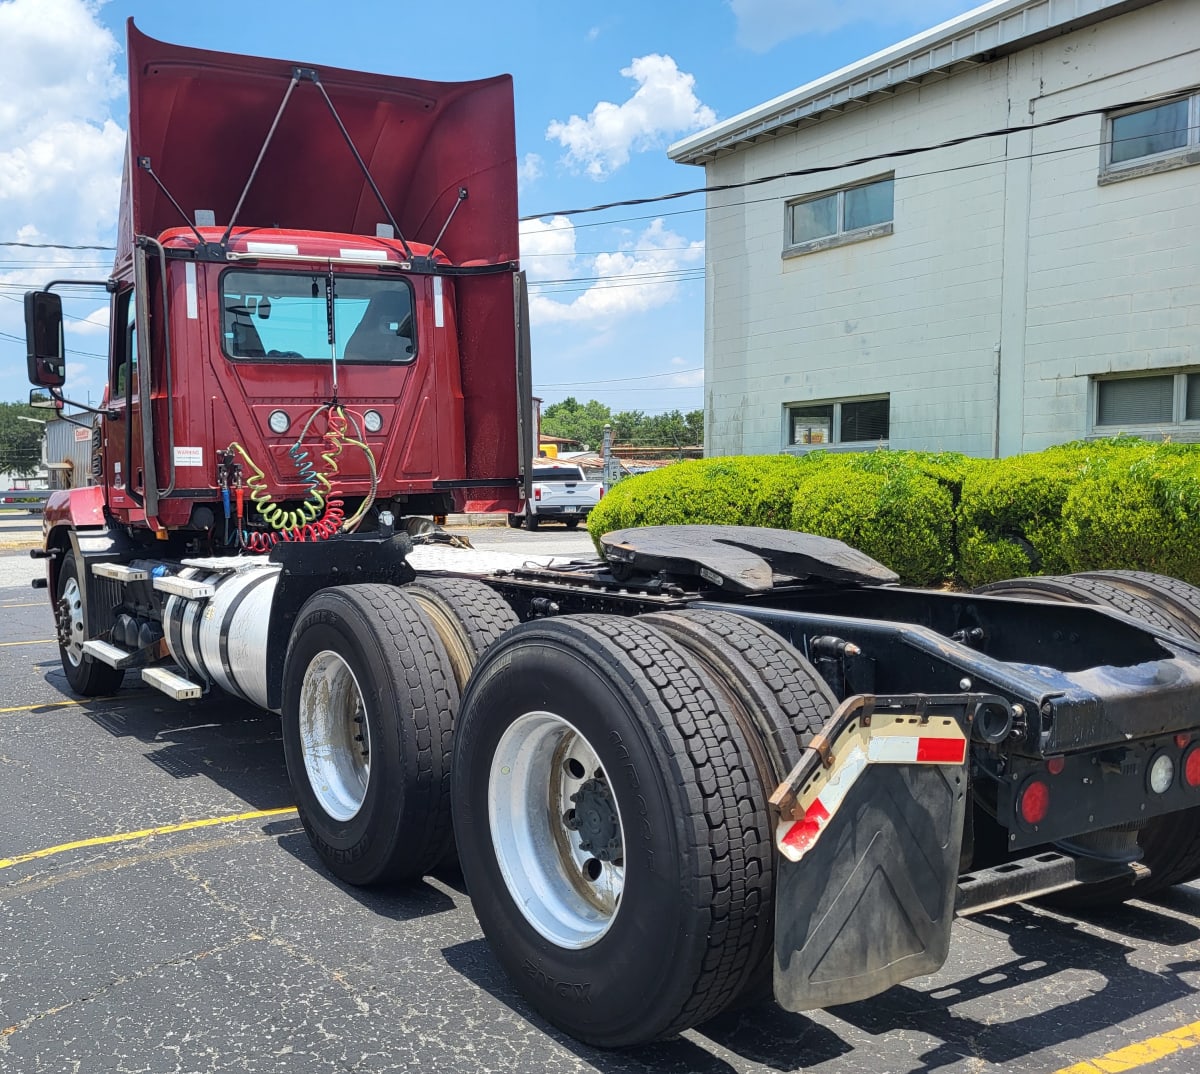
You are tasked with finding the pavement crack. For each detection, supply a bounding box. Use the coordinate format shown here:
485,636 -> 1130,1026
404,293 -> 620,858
0,934 -> 261,1052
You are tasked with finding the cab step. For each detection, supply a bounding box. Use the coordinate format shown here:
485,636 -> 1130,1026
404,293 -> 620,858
152,575 -> 214,599
142,667 -> 204,700
82,639 -> 144,670
92,563 -> 149,583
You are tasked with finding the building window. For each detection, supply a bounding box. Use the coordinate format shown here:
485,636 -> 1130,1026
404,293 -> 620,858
785,176 -> 894,255
1105,95 -> 1199,173
787,396 -> 889,447
1094,371 -> 1200,428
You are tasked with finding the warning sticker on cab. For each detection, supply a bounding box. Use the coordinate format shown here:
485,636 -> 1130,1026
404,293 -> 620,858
174,446 -> 204,467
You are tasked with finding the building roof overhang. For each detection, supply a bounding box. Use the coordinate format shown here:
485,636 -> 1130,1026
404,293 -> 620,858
669,0 -> 1159,165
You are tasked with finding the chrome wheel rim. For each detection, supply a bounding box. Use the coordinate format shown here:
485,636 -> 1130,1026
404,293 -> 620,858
298,651 -> 371,821
58,575 -> 86,668
489,712 -> 625,949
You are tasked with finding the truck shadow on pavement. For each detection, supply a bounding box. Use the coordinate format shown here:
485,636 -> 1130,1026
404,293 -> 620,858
441,938 -> 852,1073
444,894 -> 1200,1074
826,902 -> 1200,1073
70,680 -> 292,812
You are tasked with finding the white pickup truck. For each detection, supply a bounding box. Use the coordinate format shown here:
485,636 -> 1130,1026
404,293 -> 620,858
509,462 -> 603,530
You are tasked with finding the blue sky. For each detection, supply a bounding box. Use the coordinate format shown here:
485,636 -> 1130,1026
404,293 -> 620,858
0,0 -> 982,415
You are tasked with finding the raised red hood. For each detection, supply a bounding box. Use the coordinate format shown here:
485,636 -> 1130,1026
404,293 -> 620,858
116,20 -> 518,268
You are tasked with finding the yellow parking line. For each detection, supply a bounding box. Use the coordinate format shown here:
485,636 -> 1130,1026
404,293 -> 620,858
0,603 -> 44,609
0,639 -> 54,647
0,808 -> 298,870
0,699 -> 93,715
1054,1021 -> 1200,1073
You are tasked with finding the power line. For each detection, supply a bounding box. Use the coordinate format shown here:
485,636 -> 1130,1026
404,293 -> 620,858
0,242 -> 115,251
519,87 -> 1198,222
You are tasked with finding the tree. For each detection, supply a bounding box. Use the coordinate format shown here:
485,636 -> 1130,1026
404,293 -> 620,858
0,401 -> 47,479
540,397 -> 613,450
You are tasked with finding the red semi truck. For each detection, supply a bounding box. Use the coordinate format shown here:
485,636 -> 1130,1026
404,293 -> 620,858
25,23 -> 1200,1050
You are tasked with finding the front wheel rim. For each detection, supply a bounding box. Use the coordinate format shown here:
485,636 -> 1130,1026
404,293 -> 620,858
489,712 -> 626,949
298,651 -> 371,821
58,575 -> 86,668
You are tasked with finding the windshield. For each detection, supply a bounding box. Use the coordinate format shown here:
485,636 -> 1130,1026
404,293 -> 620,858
220,270 -> 415,363
533,466 -> 585,482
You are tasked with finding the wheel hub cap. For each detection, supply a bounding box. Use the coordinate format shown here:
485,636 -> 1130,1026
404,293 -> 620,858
298,651 -> 371,822
489,712 -> 626,949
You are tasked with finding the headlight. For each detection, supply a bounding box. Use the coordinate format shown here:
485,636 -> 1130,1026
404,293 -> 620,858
363,409 -> 383,433
268,410 -> 290,434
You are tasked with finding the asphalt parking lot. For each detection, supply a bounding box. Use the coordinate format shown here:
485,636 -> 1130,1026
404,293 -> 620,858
2,519 -> 1200,1073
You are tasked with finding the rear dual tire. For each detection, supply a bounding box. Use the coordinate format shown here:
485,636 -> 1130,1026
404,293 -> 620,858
281,584 -> 457,885
452,611 -> 834,1046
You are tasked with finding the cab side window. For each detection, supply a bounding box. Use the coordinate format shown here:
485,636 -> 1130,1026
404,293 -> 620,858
112,290 -> 138,398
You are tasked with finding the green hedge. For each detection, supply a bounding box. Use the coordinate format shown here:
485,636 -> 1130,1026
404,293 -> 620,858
587,439 -> 1200,587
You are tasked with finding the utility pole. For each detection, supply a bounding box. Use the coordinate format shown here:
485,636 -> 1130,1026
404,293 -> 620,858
602,423 -> 622,489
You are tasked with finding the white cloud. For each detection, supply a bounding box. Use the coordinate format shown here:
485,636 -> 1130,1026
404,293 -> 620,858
71,304 -> 110,335
668,356 -> 704,388
0,0 -> 125,245
729,0 -> 970,52
517,152 -> 543,190
0,0 -> 124,395
526,217 -> 703,325
546,55 -> 715,179
519,215 -> 578,283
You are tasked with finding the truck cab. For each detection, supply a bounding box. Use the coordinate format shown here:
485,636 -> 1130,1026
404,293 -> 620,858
27,21 -> 530,564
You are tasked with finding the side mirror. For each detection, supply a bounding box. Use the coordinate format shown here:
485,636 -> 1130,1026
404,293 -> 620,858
24,291 -> 66,388
29,390 -> 63,411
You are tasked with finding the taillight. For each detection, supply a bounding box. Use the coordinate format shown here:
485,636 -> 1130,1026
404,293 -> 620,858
1046,755 -> 1065,776
1017,778 -> 1050,826
1184,744 -> 1200,789
534,487 -> 541,501
599,486 -> 604,499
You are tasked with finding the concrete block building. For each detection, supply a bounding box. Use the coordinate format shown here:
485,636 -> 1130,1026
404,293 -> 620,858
669,0 -> 1200,457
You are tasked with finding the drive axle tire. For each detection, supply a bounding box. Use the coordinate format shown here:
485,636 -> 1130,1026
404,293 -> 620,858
452,615 -> 773,1047
403,578 -> 519,691
507,514 -> 522,529
976,572 -> 1200,904
974,575 -> 1180,636
640,608 -> 836,1004
56,550 -> 124,696
282,584 -> 457,886
1074,570 -> 1200,644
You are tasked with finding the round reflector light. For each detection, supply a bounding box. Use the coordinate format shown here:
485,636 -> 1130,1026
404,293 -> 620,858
1046,756 -> 1066,776
1017,779 -> 1050,826
1183,745 -> 1200,789
363,409 -> 383,433
1148,751 -> 1175,795
268,410 -> 290,434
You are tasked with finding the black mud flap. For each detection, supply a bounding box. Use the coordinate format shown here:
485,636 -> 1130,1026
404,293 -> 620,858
770,694 -> 994,1012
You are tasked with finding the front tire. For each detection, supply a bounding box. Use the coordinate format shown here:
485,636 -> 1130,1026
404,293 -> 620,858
55,550 -> 123,696
452,615 -> 773,1047
281,584 -> 457,885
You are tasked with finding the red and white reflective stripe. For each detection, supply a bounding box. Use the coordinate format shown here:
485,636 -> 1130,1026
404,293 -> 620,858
868,735 -> 967,765
777,730 -> 967,863
780,745 -> 867,860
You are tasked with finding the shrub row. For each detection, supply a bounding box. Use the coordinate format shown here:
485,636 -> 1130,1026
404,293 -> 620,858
586,439 -> 1200,587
